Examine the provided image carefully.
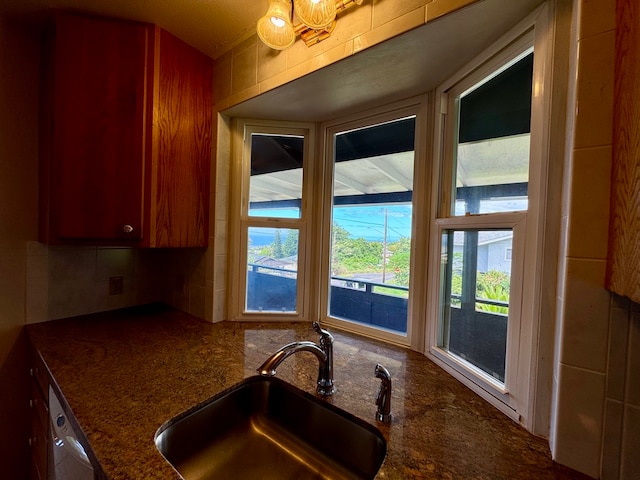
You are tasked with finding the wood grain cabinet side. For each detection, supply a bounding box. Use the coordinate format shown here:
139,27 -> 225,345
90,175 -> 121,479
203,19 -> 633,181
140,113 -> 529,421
39,12 -> 213,247
607,0 -> 640,301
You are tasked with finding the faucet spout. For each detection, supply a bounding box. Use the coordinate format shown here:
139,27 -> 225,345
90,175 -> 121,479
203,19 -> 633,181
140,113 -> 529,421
258,341 -> 326,377
257,322 -> 335,396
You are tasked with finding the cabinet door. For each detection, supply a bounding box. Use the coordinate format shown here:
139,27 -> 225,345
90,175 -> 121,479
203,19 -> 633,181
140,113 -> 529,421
152,29 -> 212,247
51,14 -> 150,241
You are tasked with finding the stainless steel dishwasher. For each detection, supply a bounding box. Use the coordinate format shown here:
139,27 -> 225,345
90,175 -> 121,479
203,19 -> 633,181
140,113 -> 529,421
48,385 -> 94,480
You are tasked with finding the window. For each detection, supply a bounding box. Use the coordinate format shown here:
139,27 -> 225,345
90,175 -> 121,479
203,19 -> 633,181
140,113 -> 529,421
325,116 -> 416,336
505,247 -> 512,261
229,121 -> 314,320
228,5 -> 559,430
230,104 -> 424,346
428,30 -> 542,420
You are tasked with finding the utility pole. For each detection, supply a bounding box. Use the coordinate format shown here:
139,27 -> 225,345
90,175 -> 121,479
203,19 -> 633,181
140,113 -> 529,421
382,208 -> 388,283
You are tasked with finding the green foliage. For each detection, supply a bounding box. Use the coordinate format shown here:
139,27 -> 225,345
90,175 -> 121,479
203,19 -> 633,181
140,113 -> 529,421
386,237 -> 411,287
272,230 -> 283,258
475,270 -> 510,314
476,283 -> 509,314
448,269 -> 510,313
375,285 -> 408,298
478,270 -> 510,292
332,223 -> 350,243
254,224 -> 415,294
282,229 -> 298,257
332,236 -> 383,275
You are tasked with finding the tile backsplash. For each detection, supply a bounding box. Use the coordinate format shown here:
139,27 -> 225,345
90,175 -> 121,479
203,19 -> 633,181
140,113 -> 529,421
25,242 -> 208,323
601,296 -> 640,480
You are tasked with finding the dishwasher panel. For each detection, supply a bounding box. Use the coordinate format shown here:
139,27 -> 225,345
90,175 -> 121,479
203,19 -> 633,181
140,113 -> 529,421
48,385 -> 94,480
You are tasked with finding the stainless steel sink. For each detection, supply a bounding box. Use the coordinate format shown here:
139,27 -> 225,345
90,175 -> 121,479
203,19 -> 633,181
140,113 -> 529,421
155,376 -> 387,480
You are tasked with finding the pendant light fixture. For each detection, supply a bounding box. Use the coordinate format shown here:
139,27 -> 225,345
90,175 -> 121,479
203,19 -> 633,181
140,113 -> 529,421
257,0 -> 364,50
293,0 -> 336,30
256,0 -> 296,50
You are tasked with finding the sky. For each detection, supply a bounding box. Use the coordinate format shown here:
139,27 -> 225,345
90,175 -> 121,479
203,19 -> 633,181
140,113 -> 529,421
248,205 -> 413,246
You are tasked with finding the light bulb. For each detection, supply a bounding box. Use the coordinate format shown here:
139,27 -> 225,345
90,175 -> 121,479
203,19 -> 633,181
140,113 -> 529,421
257,0 -> 295,50
271,17 -> 286,28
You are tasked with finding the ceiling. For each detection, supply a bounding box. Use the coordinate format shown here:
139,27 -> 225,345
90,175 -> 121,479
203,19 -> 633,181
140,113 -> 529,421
0,0 -> 545,121
0,0 -> 265,59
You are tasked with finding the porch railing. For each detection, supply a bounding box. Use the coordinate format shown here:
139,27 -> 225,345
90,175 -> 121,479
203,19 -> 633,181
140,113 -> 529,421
246,264 -> 408,332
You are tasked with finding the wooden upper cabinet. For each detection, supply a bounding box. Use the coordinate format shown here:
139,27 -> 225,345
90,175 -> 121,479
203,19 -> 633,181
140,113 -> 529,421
39,12 -> 212,247
607,0 -> 640,302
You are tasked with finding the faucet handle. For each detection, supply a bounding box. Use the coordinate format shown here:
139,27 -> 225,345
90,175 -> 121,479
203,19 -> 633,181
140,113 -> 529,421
312,322 -> 334,344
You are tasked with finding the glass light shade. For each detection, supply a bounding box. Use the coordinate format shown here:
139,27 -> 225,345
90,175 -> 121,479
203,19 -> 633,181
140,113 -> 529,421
257,0 -> 295,50
294,0 -> 336,30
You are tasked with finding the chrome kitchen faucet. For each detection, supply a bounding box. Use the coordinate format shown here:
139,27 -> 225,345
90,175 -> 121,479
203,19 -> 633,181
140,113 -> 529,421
258,322 -> 335,396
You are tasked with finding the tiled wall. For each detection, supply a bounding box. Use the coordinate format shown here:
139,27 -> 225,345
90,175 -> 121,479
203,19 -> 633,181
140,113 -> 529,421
550,0 -> 640,478
210,114 -> 231,323
213,0 -> 478,111
25,243 -> 212,323
602,296 -> 640,479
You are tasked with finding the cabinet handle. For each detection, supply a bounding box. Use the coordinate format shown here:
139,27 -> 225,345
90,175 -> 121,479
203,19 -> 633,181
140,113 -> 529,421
123,225 -> 134,234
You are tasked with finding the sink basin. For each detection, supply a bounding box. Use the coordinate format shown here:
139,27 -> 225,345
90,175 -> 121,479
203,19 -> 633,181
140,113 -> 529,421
155,376 -> 386,480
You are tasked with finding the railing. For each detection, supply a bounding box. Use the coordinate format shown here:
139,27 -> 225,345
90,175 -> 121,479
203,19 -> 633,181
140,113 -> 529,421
248,263 -> 297,276
331,274 -> 409,295
247,265 -> 508,377
450,293 -> 509,311
246,264 -> 298,312
448,294 -> 508,382
246,264 -> 408,332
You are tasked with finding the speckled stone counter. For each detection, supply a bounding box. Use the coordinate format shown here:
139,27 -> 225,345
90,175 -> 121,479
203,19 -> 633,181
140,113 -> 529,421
27,305 -> 590,480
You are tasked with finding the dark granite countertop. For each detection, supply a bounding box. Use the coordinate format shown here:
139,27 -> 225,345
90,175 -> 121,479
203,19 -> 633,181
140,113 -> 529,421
27,305 -> 589,479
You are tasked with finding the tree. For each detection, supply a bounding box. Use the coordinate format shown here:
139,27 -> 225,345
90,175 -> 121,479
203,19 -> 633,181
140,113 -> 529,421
272,230 -> 283,258
282,229 -> 298,257
332,236 -> 383,274
332,223 -> 350,243
386,237 -> 411,286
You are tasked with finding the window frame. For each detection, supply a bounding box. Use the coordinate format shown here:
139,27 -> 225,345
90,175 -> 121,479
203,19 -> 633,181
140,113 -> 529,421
318,98 -> 430,349
229,119 -> 316,322
427,5 -> 558,428
432,213 -> 527,410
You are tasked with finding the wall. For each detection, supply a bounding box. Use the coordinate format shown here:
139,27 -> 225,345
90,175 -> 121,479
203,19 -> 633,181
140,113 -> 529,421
25,245 -> 214,322
0,17 -> 40,479
600,1 -> 640,478
601,296 -> 640,479
212,0 -> 478,112
211,114 -> 231,323
551,0 -> 640,479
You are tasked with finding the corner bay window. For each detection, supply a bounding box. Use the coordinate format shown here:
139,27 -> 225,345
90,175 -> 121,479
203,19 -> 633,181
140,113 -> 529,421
230,17 -> 554,429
